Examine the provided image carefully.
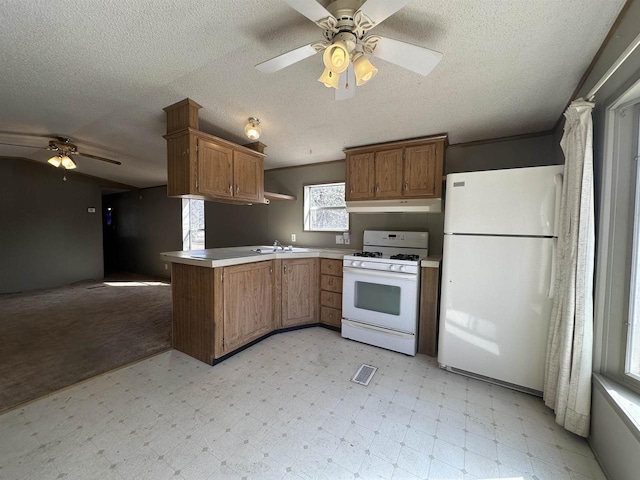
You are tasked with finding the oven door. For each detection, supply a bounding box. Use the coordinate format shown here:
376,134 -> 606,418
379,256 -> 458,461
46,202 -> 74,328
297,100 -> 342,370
342,266 -> 419,334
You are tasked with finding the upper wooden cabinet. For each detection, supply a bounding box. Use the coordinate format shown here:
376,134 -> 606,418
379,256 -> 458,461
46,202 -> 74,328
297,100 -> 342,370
344,135 -> 447,202
164,99 -> 265,205
165,130 -> 265,204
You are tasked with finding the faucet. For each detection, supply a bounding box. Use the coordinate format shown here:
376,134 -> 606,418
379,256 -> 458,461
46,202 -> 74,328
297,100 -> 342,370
273,240 -> 284,251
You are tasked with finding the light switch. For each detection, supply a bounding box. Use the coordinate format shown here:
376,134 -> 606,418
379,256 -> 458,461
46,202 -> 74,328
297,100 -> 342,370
336,235 -> 344,244
87,207 -> 96,213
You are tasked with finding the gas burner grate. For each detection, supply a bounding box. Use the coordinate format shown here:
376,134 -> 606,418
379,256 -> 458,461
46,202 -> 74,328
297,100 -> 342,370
353,251 -> 383,258
389,254 -> 420,261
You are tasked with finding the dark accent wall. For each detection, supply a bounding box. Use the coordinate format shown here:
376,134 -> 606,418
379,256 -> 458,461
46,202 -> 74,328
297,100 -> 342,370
103,186 -> 182,279
204,202 -> 270,248
0,158 -> 103,294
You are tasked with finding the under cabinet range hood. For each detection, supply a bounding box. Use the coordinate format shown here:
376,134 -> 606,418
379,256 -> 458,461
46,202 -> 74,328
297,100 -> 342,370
345,198 -> 442,214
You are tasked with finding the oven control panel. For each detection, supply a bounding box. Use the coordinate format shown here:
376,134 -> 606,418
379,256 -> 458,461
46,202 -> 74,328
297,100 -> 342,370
343,259 -> 420,275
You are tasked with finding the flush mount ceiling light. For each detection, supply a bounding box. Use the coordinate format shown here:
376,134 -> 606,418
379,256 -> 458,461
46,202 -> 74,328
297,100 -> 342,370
255,0 -> 443,100
245,118 -> 261,140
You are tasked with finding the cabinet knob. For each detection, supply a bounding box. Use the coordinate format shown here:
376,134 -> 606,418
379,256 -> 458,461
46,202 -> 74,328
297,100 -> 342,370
229,183 -> 232,193
404,181 -> 408,191
236,184 -> 239,193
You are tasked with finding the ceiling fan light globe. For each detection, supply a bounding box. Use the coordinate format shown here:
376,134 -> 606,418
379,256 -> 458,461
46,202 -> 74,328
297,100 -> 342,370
48,155 -> 62,167
60,155 -> 76,169
323,40 -> 349,74
318,68 -> 339,89
353,53 -> 378,86
245,118 -> 261,140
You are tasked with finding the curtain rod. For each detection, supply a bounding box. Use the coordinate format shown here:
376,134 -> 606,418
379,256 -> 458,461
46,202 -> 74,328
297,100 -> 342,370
586,31 -> 640,101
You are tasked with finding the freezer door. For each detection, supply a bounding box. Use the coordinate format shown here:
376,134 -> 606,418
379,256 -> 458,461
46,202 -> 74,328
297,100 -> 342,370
438,234 -> 555,392
444,165 -> 563,236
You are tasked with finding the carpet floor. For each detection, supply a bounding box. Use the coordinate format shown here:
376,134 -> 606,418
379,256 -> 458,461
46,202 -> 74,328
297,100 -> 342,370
0,274 -> 172,413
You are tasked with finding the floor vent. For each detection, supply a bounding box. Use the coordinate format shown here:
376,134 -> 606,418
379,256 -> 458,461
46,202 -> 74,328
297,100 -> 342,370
351,364 -> 377,386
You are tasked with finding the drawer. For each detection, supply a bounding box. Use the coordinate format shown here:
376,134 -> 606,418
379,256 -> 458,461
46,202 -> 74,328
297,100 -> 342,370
320,259 -> 342,276
320,290 -> 342,309
321,306 -> 341,328
320,274 -> 343,293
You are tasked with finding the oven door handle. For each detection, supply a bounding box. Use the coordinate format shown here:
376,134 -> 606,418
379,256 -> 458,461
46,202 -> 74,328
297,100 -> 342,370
343,266 -> 418,281
342,319 -> 415,338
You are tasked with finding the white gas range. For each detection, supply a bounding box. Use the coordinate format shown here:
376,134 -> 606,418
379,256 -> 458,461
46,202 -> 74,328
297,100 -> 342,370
341,230 -> 429,356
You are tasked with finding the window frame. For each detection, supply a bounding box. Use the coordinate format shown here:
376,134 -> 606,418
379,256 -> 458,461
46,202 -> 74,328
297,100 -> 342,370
182,198 -> 205,251
596,78 -> 640,394
303,182 -> 349,232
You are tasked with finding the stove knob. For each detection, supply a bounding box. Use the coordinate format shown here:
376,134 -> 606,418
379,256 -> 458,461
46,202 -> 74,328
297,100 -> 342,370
388,264 -> 395,271
351,260 -> 361,267
398,265 -> 405,272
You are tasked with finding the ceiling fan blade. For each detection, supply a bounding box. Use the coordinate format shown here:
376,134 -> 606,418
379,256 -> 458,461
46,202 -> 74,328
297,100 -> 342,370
0,141 -> 48,149
335,66 -> 356,101
256,43 -> 319,73
356,0 -> 412,28
370,36 -> 442,76
282,0 -> 336,24
78,151 -> 122,165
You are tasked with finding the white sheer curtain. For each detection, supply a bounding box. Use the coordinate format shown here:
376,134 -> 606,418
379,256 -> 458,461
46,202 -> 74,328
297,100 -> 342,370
543,99 -> 595,437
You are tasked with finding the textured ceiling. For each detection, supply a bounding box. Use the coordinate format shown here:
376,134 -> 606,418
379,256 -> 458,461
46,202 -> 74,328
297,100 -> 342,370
0,0 -> 626,188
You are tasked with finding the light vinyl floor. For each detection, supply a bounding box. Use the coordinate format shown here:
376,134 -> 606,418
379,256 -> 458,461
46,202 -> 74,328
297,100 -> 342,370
0,327 -> 605,480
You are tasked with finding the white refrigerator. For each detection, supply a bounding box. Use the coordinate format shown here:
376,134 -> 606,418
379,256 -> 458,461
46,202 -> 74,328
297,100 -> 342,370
438,165 -> 563,394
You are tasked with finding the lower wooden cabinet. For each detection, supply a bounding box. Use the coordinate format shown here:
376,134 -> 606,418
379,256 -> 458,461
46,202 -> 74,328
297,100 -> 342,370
171,257 -> 345,365
319,259 -> 343,328
221,261 -> 273,355
281,258 -> 318,328
418,263 -> 441,357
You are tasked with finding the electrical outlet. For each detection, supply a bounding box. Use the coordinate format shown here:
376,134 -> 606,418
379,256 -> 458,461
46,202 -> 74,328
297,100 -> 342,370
291,233 -> 296,243
87,207 -> 96,213
336,235 -> 344,244
343,232 -> 351,245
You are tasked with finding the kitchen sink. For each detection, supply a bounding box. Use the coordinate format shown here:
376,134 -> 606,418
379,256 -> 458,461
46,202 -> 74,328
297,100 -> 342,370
251,246 -> 312,254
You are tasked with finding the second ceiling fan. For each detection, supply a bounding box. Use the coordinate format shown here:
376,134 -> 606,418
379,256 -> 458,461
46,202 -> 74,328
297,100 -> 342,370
256,0 -> 443,100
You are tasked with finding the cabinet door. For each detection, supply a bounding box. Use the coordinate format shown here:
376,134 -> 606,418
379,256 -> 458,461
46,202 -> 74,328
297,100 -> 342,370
222,261 -> 273,354
282,259 -> 318,327
198,139 -> 233,198
374,148 -> 404,198
233,150 -> 264,202
403,143 -> 443,198
346,152 -> 375,200
166,132 -> 196,197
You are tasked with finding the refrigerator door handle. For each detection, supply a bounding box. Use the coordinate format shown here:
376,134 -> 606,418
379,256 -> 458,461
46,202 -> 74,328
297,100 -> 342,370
548,238 -> 557,298
553,173 -> 563,236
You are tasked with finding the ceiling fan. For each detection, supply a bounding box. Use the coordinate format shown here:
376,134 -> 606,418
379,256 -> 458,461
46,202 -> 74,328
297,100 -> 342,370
256,0 -> 443,100
0,134 -> 121,169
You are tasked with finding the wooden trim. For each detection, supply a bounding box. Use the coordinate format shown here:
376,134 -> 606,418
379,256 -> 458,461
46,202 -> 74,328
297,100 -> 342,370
273,259 -> 282,329
344,134 -> 449,155
163,98 -> 202,135
418,266 -> 441,357
213,267 -> 224,360
265,158 -> 345,172
164,128 -> 267,158
162,98 -> 203,112
264,191 -> 296,201
449,130 -> 554,148
243,141 -> 267,154
553,0 -> 633,132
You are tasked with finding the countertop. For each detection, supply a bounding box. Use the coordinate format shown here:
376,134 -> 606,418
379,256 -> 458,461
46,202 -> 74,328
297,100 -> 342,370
160,246 -> 358,268
421,256 -> 442,268
162,246 -> 443,269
